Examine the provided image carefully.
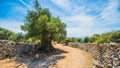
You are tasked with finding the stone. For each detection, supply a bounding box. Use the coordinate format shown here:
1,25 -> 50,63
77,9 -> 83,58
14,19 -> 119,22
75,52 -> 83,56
67,42 -> 120,67
35,54 -> 39,59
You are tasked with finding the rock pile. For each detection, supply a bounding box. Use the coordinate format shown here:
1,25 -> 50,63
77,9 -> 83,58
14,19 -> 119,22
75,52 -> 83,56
0,40 -> 40,59
67,42 -> 120,68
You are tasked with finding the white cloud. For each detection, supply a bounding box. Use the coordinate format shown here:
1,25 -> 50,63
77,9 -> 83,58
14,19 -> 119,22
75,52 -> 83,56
66,26 -> 117,37
51,0 -> 71,10
62,14 -> 95,25
0,19 -> 24,33
19,0 -> 33,10
101,0 -> 120,24
1,0 -> 119,37
70,6 -> 88,15
49,8 -> 66,17
58,0 -> 120,37
60,13 -> 98,37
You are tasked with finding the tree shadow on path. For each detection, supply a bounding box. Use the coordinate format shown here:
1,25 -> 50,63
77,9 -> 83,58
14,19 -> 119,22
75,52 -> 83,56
15,48 -> 68,68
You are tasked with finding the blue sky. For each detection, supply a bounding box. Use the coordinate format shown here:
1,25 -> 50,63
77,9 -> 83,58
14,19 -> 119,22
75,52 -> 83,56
0,0 -> 120,37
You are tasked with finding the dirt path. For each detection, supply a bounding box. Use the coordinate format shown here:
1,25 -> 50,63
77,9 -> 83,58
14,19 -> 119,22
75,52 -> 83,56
0,44 -> 93,68
53,44 -> 93,68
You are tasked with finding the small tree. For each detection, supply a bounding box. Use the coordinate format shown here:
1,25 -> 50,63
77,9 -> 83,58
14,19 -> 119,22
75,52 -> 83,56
77,38 -> 83,43
84,36 -> 90,43
89,34 -> 100,43
21,0 -> 66,51
110,31 -> 120,43
0,27 -> 13,40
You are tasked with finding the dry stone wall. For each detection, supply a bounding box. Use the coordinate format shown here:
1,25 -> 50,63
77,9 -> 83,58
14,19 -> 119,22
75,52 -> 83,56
0,40 -> 40,59
0,40 -> 120,68
67,42 -> 120,68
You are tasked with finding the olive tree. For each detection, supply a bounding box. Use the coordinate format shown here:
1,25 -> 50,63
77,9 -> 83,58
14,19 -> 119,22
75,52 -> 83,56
21,0 -> 66,51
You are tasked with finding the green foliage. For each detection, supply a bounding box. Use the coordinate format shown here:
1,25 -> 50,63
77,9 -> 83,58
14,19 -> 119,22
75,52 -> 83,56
0,27 -> 24,42
9,33 -> 24,42
65,37 -> 83,43
77,38 -> 83,43
89,30 -> 120,44
0,27 -> 14,40
21,0 -> 66,45
27,37 -> 40,43
65,30 -> 120,44
70,38 -> 78,42
89,34 -> 100,43
84,36 -> 90,43
95,37 -> 104,44
109,30 -> 120,43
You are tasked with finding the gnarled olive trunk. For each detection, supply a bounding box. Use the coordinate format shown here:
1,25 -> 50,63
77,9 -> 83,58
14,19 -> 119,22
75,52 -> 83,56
39,33 -> 55,51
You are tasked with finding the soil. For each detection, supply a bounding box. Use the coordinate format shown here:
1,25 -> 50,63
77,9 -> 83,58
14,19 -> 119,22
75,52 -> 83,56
0,44 -> 93,68
53,44 -> 93,68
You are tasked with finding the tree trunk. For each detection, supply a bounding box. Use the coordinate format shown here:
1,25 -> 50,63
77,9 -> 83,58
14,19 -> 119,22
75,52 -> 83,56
39,39 -> 55,52
39,31 -> 55,52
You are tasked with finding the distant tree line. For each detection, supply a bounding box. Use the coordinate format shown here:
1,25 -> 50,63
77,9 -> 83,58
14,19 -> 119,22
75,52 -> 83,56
0,27 -> 24,42
0,27 -> 119,44
64,37 -> 83,43
0,27 -> 65,43
89,30 -> 120,44
65,30 -> 120,44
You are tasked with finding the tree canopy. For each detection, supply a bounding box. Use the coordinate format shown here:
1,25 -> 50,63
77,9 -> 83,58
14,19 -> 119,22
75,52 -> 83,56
21,0 -> 66,51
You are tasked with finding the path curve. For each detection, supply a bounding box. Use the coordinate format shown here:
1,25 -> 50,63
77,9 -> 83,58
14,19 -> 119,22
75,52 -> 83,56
52,44 -> 93,68
0,44 -> 93,68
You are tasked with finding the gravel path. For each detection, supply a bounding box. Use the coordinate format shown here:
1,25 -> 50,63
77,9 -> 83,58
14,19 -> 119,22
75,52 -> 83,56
0,44 -> 93,68
53,44 -> 93,68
